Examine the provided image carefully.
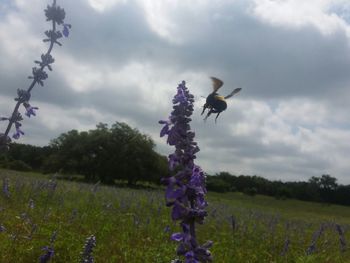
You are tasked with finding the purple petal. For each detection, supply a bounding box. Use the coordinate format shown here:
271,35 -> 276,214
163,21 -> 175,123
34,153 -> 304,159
62,24 -> 71,37
160,124 -> 169,137
171,232 -> 183,242
171,202 -> 187,220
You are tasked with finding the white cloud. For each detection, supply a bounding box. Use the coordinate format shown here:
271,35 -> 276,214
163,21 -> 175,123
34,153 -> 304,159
137,0 -> 227,44
88,0 -> 127,12
253,0 -> 350,38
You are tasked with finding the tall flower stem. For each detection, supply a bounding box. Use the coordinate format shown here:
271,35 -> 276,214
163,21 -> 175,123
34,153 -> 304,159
159,81 -> 212,263
0,0 -> 71,151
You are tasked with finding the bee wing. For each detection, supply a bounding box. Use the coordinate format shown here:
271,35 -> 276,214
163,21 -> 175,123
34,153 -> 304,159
210,77 -> 223,93
224,88 -> 242,99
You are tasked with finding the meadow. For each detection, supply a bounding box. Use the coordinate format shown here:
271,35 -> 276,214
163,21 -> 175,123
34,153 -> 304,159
0,168 -> 349,263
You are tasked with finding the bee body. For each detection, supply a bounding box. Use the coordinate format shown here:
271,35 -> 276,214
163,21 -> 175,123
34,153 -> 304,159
201,77 -> 241,122
205,93 -> 227,112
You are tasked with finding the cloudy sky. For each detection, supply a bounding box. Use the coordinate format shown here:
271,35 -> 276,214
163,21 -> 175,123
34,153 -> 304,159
1,0 -> 350,184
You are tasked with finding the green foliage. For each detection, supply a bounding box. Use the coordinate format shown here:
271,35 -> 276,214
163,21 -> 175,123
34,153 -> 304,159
206,176 -> 231,192
243,187 -> 257,196
206,172 -> 350,206
1,169 -> 349,262
45,122 -> 167,185
6,159 -> 32,171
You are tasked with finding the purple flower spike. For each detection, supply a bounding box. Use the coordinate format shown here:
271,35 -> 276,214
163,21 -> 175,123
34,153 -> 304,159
159,81 -> 212,262
81,235 -> 96,263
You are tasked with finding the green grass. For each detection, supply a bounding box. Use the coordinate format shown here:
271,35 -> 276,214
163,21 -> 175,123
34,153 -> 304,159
0,168 -> 349,263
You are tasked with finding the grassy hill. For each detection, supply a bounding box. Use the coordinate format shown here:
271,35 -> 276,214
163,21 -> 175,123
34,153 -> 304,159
0,168 -> 349,262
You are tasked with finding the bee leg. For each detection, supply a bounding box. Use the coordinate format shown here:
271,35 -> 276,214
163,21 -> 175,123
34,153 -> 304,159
215,112 -> 221,123
201,103 -> 208,115
203,109 -> 212,121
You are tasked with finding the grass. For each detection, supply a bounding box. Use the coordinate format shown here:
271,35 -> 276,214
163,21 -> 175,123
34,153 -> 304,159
0,168 -> 349,263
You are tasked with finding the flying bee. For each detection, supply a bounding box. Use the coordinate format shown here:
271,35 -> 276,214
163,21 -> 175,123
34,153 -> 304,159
201,77 -> 242,122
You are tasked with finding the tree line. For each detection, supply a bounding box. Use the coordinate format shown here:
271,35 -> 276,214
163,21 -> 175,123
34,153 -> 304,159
1,121 -> 349,206
206,172 -> 350,206
0,122 -> 168,186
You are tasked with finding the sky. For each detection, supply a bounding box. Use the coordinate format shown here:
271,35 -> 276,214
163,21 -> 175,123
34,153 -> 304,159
1,0 -> 350,184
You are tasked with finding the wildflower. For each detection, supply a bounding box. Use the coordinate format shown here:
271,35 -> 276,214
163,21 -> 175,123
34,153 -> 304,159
44,2 -> 66,25
164,225 -> 171,233
306,224 -> 325,255
159,81 -> 212,262
39,246 -> 54,263
281,238 -> 290,256
2,178 -> 10,198
23,102 -> 39,118
62,23 -> 72,37
81,235 -> 96,263
13,122 -> 24,139
335,224 -> 346,252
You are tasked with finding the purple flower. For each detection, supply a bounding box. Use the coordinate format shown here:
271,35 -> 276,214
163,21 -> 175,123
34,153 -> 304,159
335,224 -> 346,252
2,178 -> 10,198
23,102 -> 39,118
62,23 -> 72,37
39,246 -> 54,263
12,122 -> 24,140
164,225 -> 171,233
81,235 -> 96,263
159,81 -> 212,262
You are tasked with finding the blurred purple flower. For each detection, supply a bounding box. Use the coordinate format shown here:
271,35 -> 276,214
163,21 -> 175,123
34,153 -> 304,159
164,225 -> 171,233
159,81 -> 212,262
12,122 -> 24,140
62,23 -> 72,37
39,246 -> 54,263
81,235 -> 96,263
2,178 -> 10,198
306,224 -> 325,255
335,224 -> 346,252
23,102 -> 39,118
281,237 -> 290,256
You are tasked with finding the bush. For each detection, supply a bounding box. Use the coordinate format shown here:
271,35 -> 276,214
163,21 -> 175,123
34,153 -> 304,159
243,187 -> 257,196
207,177 -> 231,192
7,160 -> 32,172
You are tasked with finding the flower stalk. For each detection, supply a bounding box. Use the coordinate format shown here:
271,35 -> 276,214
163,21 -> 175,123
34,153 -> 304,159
159,81 -> 212,263
0,0 -> 71,152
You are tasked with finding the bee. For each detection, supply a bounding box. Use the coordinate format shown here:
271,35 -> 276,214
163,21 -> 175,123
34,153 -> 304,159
201,77 -> 242,122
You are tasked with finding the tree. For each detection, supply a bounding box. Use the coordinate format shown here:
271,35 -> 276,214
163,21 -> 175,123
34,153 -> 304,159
309,175 -> 338,203
45,122 -> 165,185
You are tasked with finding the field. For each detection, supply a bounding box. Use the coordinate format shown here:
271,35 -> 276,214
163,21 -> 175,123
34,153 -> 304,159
0,168 -> 349,263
